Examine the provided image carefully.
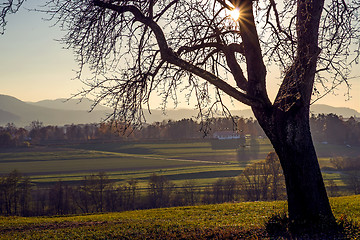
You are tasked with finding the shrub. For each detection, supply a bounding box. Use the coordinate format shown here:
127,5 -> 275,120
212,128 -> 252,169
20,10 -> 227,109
265,212 -> 360,239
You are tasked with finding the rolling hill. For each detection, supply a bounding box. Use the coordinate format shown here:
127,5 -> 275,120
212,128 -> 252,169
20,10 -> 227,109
310,104 -> 360,117
0,95 -> 110,126
28,98 -> 110,111
0,94 -> 359,126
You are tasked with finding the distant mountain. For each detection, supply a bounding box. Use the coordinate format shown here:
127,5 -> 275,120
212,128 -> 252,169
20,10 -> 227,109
28,98 -> 110,111
310,104 -> 360,118
141,109 -> 255,123
231,109 -> 255,119
25,98 -> 254,122
0,94 -> 359,126
0,109 -> 21,124
0,94 -> 110,126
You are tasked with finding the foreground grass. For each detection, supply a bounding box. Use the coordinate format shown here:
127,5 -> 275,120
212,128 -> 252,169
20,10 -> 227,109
0,195 -> 359,239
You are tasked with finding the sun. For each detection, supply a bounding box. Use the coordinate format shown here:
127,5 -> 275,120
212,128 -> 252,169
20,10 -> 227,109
229,8 -> 240,21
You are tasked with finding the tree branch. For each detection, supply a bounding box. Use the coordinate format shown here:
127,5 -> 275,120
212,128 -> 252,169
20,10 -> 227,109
224,43 -> 248,91
215,0 -> 232,10
92,0 -> 263,108
0,0 -> 26,34
237,0 -> 271,107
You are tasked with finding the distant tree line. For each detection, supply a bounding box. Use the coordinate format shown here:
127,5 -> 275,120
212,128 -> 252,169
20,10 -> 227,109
0,152 -> 287,217
310,114 -> 360,146
1,114 -> 359,148
0,117 -> 265,147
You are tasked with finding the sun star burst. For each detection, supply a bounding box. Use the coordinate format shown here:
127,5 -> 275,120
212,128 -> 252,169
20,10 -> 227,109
229,8 -> 240,21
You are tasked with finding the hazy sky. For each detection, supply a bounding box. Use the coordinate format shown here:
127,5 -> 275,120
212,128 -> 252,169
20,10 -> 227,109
0,2 -> 359,112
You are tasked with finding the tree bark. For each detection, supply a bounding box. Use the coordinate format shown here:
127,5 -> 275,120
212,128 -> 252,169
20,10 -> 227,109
253,103 -> 336,232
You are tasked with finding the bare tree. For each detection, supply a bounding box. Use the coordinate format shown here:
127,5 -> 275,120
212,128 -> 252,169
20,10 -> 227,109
238,152 -> 285,201
265,152 -> 285,201
2,0 -> 360,233
326,179 -> 339,197
148,173 -> 174,208
346,171 -> 360,195
181,179 -> 199,206
239,160 -> 270,201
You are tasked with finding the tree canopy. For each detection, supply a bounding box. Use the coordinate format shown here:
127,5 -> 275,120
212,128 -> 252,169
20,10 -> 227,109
2,0 -> 358,126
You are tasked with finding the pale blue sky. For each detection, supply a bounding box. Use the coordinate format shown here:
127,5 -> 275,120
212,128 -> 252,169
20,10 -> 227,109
0,2 -> 359,112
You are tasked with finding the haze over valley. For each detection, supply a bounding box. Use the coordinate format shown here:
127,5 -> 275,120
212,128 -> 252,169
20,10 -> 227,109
0,94 -> 359,127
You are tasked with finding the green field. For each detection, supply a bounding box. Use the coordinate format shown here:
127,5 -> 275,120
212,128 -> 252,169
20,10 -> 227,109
0,139 -> 359,187
0,140 -> 266,185
0,195 -> 359,239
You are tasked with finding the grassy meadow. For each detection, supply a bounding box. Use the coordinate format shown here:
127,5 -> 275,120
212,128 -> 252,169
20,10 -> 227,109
0,139 -> 359,188
0,195 -> 359,239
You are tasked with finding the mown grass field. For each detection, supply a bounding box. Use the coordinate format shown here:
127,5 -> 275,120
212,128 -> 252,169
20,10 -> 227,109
0,195 -> 359,239
0,140 -> 267,186
0,139 -> 359,187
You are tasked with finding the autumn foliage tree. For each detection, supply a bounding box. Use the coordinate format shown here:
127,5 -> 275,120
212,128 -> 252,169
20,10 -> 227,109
2,0 -> 360,234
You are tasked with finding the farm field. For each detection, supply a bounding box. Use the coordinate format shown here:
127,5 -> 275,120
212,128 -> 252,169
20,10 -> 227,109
0,195 -> 359,239
0,139 -> 359,187
0,139 -> 266,185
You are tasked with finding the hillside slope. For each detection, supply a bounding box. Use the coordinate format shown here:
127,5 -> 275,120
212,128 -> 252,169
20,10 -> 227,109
1,94 -> 359,126
0,95 -> 110,126
0,195 -> 359,239
28,98 -> 110,111
310,104 -> 360,117
0,109 -> 20,124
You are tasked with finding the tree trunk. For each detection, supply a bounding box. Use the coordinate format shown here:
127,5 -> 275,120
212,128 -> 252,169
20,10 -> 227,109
253,103 -> 336,233
248,0 -> 335,230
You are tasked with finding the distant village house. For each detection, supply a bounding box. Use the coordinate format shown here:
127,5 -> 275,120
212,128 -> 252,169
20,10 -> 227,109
213,131 -> 241,140
211,131 -> 244,149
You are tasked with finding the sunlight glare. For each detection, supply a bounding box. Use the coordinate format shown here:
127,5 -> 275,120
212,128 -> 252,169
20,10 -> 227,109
229,8 -> 240,21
